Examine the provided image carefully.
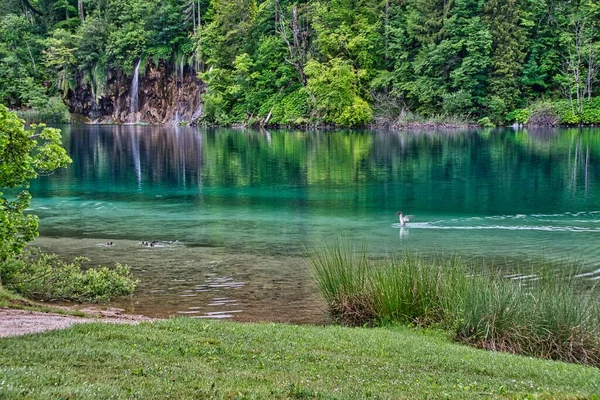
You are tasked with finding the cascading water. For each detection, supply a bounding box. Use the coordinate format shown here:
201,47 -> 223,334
180,59 -> 184,84
170,58 -> 187,126
191,100 -> 203,124
130,59 -> 141,121
171,110 -> 181,126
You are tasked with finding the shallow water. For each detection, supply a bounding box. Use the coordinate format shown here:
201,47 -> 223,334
26,125 -> 600,319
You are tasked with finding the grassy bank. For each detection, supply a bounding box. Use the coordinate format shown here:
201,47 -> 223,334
310,247 -> 600,367
1,318 -> 599,399
0,286 -> 87,317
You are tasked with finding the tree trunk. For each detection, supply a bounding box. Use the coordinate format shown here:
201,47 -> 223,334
277,6 -> 307,86
291,7 -> 306,85
78,0 -> 85,24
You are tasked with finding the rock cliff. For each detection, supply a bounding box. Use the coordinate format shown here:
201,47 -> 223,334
68,61 -> 204,125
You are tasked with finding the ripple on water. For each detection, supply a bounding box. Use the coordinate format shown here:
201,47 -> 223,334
398,223 -> 600,233
192,310 -> 243,319
575,268 -> 600,278
395,211 -> 600,234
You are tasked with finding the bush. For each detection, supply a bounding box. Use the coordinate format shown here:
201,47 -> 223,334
508,97 -> 600,126
486,96 -> 506,125
477,117 -> 495,128
457,269 -> 600,366
526,102 -> 559,126
15,97 -> 71,124
441,90 -> 473,117
0,249 -> 138,302
309,245 -> 600,367
505,107 -> 531,124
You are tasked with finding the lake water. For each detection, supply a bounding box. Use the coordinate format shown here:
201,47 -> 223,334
28,125 -> 600,321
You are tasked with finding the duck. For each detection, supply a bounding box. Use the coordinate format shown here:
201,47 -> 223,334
396,211 -> 414,226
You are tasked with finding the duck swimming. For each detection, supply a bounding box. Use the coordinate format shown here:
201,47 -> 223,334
396,212 -> 414,226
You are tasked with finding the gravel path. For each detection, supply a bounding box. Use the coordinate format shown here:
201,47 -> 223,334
0,308 -> 153,337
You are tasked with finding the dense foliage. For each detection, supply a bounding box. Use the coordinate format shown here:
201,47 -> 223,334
0,105 -> 136,301
0,105 -> 71,263
0,249 -> 137,302
1,0 -> 600,126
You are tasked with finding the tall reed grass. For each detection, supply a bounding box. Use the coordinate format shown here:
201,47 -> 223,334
309,245 -> 600,367
14,97 -> 71,124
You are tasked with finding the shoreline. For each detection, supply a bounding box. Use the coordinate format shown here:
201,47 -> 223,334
21,109 -> 599,130
0,307 -> 153,338
28,237 -> 326,323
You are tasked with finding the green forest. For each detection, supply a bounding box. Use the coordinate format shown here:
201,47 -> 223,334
1,0 -> 600,127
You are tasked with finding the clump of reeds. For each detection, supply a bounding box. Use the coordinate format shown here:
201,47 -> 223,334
309,245 -> 600,367
310,245 -> 377,326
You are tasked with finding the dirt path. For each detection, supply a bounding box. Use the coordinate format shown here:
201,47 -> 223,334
0,308 -> 154,338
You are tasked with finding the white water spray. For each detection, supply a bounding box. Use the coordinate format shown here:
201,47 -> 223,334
191,98 -> 203,124
130,59 -> 141,118
180,58 -> 184,84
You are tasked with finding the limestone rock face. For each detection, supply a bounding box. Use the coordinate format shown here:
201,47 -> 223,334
68,61 -> 204,125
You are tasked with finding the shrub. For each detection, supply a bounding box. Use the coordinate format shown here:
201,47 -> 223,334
15,97 -> 71,124
486,95 -> 506,125
337,96 -> 373,127
506,108 -> 531,124
477,117 -> 495,128
508,97 -> 600,126
526,102 -> 559,126
457,268 -> 600,366
281,88 -> 310,125
0,249 -> 138,302
441,90 -> 473,117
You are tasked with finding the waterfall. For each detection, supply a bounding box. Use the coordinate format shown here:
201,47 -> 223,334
180,59 -> 184,84
130,59 -> 141,118
191,100 -> 203,124
171,110 -> 182,126
170,60 -> 180,126
170,58 -> 185,126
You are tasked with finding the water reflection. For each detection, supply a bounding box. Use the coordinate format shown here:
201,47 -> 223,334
26,125 -> 600,320
31,125 -> 600,261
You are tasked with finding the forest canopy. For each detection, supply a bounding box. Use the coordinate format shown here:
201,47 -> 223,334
1,0 -> 600,126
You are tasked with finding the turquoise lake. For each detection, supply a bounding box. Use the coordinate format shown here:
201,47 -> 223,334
27,125 -> 600,321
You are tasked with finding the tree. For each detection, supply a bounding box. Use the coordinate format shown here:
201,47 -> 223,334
0,14 -> 48,108
305,58 -> 372,126
0,105 -> 71,263
559,4 -> 600,115
44,28 -> 80,96
484,0 -> 526,113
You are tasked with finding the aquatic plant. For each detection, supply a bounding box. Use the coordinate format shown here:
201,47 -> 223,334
309,245 -> 600,367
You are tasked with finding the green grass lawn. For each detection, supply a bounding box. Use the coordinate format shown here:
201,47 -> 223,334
0,319 -> 599,399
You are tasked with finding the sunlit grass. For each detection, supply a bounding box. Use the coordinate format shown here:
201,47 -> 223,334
1,319 -> 599,399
